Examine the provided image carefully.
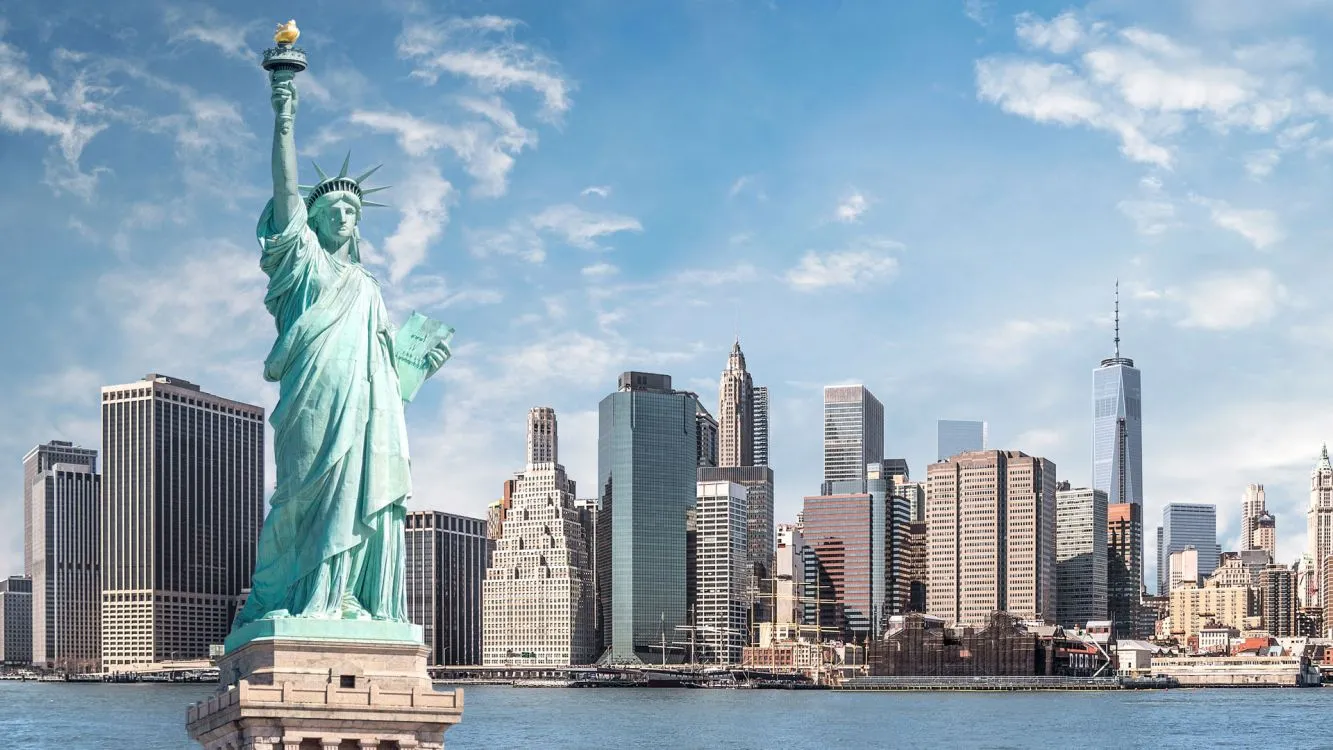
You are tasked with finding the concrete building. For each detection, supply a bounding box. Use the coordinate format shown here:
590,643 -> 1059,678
407,511 -> 490,666
774,524 -> 804,628
695,481 -> 749,664
1108,502 -> 1144,637
30,461 -> 101,672
100,374 -> 264,669
1253,512 -> 1277,561
1168,585 -> 1254,641
717,340 -> 755,469
483,408 -> 596,667
1092,287 -> 1143,507
925,450 -> 1058,628
1308,445 -> 1333,608
752,386 -> 770,467
822,385 -> 884,489
936,420 -> 987,461
698,466 -> 774,627
1055,485 -> 1108,628
0,576 -> 32,666
1241,484 -> 1267,552
1260,565 -> 1298,637
802,463 -> 911,639
1208,551 -> 1271,589
1169,547 -> 1201,590
1159,504 -> 1219,595
23,441 -> 97,578
597,372 -> 700,663
574,498 -> 600,648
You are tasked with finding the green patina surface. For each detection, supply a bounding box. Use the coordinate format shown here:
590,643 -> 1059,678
228,47 -> 452,653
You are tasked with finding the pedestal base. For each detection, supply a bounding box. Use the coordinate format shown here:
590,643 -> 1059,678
187,636 -> 462,750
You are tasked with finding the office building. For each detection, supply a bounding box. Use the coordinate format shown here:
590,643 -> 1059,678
698,466 -> 774,616
802,463 -> 911,639
574,498 -> 600,648
773,524 -> 804,627
925,450 -> 1057,628
823,385 -> 884,488
1092,285 -> 1143,506
100,374 -> 264,669
597,372 -> 700,663
23,441 -> 97,577
0,576 -> 32,666
1168,547 -> 1200,590
407,511 -> 490,666
718,340 -> 755,468
1241,484 -> 1267,552
1253,512 -> 1276,561
1158,504 -> 1219,595
1107,503 -> 1143,636
1055,485 -> 1108,628
753,386 -> 770,467
30,460 -> 101,672
1260,565 -> 1298,637
936,420 -> 987,461
695,481 -> 749,664
696,404 -> 719,468
1309,445 -> 1333,608
483,408 -> 596,666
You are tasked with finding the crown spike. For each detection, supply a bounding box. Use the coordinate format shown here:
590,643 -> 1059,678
338,151 -> 352,179
360,185 -> 392,195
312,161 -> 329,181
354,164 -> 383,184
362,200 -> 390,208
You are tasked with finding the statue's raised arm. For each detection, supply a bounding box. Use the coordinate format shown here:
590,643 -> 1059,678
269,69 -> 302,230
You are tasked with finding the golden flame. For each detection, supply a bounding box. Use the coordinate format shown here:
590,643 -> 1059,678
274,20 -> 300,45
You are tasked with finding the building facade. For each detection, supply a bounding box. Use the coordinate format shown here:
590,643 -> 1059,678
1168,585 -> 1253,641
1253,512 -> 1277,561
717,340 -> 755,469
1241,484 -> 1267,552
936,420 -> 986,461
597,372 -> 699,663
697,466 -> 775,620
822,385 -> 884,488
1159,504 -> 1220,595
752,386 -> 770,467
1308,446 -> 1333,608
30,462 -> 101,672
483,408 -> 596,666
774,524 -> 804,628
925,450 -> 1057,628
1092,295 -> 1143,507
1055,486 -> 1108,628
0,576 -> 32,666
1260,565 -> 1298,637
23,441 -> 97,578
100,374 -> 264,669
695,481 -> 749,664
407,511 -> 490,666
695,404 -> 719,468
1107,502 -> 1143,636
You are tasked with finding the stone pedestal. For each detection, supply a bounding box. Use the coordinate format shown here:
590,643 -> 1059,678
186,634 -> 463,750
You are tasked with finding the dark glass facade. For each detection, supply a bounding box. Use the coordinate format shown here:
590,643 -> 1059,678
405,510 -> 490,666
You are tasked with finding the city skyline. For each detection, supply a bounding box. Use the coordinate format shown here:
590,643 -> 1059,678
5,1 -> 1333,589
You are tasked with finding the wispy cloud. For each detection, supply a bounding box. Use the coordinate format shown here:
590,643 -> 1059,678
1117,199 -> 1178,236
529,204 -> 643,250
381,164 -> 456,283
834,191 -> 870,223
349,109 -> 534,197
581,185 -> 611,198
964,0 -> 995,27
164,7 -> 253,63
785,237 -> 903,291
1190,195 -> 1284,249
1172,268 -> 1286,329
581,262 -> 619,278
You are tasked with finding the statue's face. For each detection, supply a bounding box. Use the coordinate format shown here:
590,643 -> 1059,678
312,194 -> 360,248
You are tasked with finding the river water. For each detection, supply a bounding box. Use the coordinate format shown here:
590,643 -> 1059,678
2,681 -> 1328,748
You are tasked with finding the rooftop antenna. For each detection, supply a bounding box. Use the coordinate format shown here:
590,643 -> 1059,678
1114,279 -> 1121,358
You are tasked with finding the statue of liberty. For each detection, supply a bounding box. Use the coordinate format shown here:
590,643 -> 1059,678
232,28 -> 452,636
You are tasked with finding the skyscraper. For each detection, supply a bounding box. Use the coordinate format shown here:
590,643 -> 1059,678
406,511 -> 490,666
926,450 -> 1057,628
484,408 -> 596,666
100,374 -> 264,669
1108,502 -> 1144,636
597,372 -> 699,663
1092,284 -> 1144,507
1055,486 -> 1108,628
526,406 -> 558,466
1254,511 -> 1277,560
0,576 -> 32,666
773,524 -> 805,629
1159,504 -> 1220,595
823,385 -> 884,488
1308,445 -> 1333,608
695,480 -> 749,663
30,459 -> 101,672
1260,565 -> 1298,637
23,440 -> 97,578
696,403 -> 719,468
718,340 -> 754,468
936,420 -> 987,461
1241,484 -> 1267,552
752,386 -> 770,467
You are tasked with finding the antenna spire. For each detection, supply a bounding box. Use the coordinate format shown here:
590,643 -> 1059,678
1114,279 -> 1121,358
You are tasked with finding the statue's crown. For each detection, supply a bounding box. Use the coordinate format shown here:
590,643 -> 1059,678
300,152 -> 390,209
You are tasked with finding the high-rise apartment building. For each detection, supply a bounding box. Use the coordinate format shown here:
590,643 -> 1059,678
1254,512 -> 1277,561
823,385 -> 884,489
23,440 -> 97,577
100,374 -> 264,669
718,340 -> 755,468
483,408 -> 596,666
801,463 -> 911,639
30,460 -> 101,671
1241,484 -> 1267,552
406,511 -> 490,666
1260,565 -> 1298,637
1158,504 -> 1219,595
1092,286 -> 1143,507
925,450 -> 1057,628
1168,547 -> 1200,590
752,386 -> 770,467
1108,503 -> 1143,636
1055,486 -> 1108,628
597,372 -> 699,663
695,481 -> 749,664
1308,445 -> 1333,608
936,420 -> 987,461
0,576 -> 32,666
773,524 -> 804,628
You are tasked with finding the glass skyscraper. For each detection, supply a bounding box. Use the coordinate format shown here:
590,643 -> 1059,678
936,420 -> 987,461
1092,311 -> 1143,506
597,372 -> 700,663
823,385 -> 884,488
1158,503 -> 1220,594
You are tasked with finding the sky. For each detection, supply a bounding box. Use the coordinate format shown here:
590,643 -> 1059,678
4,0 -> 1333,590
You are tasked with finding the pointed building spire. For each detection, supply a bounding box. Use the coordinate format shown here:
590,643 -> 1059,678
1114,279 -> 1121,359
1320,443 -> 1331,472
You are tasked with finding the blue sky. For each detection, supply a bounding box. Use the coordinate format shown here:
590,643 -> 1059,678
3,0 -> 1333,588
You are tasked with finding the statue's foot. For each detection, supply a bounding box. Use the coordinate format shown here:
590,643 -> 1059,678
341,603 -> 371,620
261,609 -> 292,620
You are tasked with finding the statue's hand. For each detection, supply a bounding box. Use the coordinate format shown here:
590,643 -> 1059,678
425,340 -> 452,378
271,76 -> 298,121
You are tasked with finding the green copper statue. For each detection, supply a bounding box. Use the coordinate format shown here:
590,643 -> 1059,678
231,24 -> 452,640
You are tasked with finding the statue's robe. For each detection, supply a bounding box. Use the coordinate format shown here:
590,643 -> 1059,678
235,199 -> 410,627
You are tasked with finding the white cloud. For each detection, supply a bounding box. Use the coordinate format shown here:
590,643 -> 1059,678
1244,149 -> 1281,178
350,109 -> 534,197
466,223 -> 546,263
581,185 -> 611,198
1117,199 -> 1178,236
964,0 -> 995,27
1015,11 -> 1085,54
671,263 -> 759,286
729,174 -> 761,199
1191,196 -> 1284,249
1172,268 -> 1286,329
397,16 -> 572,121
965,318 -> 1076,369
165,8 -> 252,62
381,165 -> 457,283
529,204 -> 643,250
581,262 -> 618,278
380,274 -> 502,316
834,191 -> 869,223
785,238 -> 903,291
